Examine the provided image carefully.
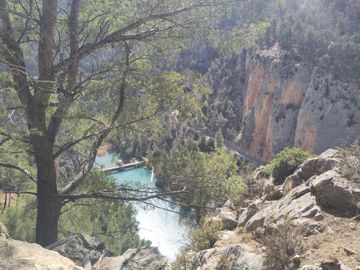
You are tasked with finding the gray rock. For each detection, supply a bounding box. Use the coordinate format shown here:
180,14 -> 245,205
94,247 -> 167,270
278,192 -> 321,219
0,237 -> 83,270
263,186 -> 284,201
188,244 -> 263,270
216,205 -> 238,230
310,170 -> 358,216
245,183 -> 322,232
283,156 -> 340,193
0,223 -> 9,239
300,266 -> 322,270
319,259 -> 351,270
300,221 -> 326,236
245,208 -> 270,231
238,202 -> 259,227
319,149 -> 339,159
47,233 -> 109,266
353,188 -> 360,201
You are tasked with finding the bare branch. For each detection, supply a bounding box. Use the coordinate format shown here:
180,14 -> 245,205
0,0 -> 32,106
59,45 -> 131,194
0,162 -> 37,183
54,1 -> 229,72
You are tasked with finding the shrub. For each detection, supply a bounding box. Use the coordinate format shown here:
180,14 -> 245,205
337,146 -> 360,181
266,148 -> 315,184
190,216 -> 223,251
257,219 -> 304,270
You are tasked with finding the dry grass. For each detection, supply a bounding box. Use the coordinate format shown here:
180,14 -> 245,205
257,219 -> 304,270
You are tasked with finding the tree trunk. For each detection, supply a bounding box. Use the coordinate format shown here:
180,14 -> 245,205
29,103 -> 62,246
34,149 -> 62,246
35,188 -> 62,246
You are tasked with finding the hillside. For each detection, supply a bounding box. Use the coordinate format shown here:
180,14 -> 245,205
207,46 -> 360,162
174,148 -> 360,270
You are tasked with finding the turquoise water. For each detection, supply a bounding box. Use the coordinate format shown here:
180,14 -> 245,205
95,154 -> 190,261
109,167 -> 156,187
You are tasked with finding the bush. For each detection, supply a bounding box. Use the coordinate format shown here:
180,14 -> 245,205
257,219 -> 304,270
266,148 -> 315,184
190,216 -> 223,251
337,146 -> 360,181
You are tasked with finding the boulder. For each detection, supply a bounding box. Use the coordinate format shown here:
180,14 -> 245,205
216,202 -> 238,230
263,179 -> 284,200
0,223 -> 9,239
0,237 -> 83,270
283,155 -> 340,193
245,206 -> 272,231
93,247 -> 167,270
310,170 -> 359,216
245,183 -> 323,231
47,233 -> 110,266
319,259 -> 352,270
277,192 -> 322,220
187,244 -> 263,270
238,202 -> 259,227
319,149 -> 339,159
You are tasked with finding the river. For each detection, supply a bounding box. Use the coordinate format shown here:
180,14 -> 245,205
95,153 -> 191,261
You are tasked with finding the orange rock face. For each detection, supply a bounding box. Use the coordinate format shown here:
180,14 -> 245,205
96,144 -> 113,157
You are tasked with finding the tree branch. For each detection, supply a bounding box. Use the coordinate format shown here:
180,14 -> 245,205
0,162 -> 37,183
0,0 -> 32,106
59,45 -> 131,194
54,1 -> 228,72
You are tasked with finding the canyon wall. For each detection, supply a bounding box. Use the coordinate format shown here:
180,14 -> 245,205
212,46 -> 360,162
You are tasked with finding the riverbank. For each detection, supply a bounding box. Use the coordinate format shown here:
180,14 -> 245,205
95,153 -> 191,261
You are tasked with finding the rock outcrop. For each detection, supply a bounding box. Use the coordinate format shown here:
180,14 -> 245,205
214,200 -> 239,230
244,150 -> 359,232
210,47 -> 360,162
93,247 -> 167,270
0,227 -> 167,270
47,233 -> 110,267
185,244 -> 263,270
0,223 -> 9,239
181,149 -> 360,270
283,149 -> 340,193
0,237 -> 84,270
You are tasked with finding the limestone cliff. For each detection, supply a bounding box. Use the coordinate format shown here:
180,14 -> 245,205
178,148 -> 360,270
211,46 -> 360,162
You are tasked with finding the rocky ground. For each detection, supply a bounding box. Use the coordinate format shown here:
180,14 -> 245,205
179,149 -> 360,270
0,228 -> 167,270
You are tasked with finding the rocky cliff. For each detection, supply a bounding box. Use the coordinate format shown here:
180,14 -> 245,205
210,45 -> 360,162
0,227 -> 167,270
178,148 -> 360,270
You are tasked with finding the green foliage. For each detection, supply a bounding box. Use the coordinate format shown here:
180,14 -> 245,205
151,134 -> 245,208
261,0 -> 360,82
0,196 -> 36,243
0,171 -> 147,255
265,148 -> 315,184
190,216 -> 223,251
214,129 -> 224,149
59,170 -> 149,255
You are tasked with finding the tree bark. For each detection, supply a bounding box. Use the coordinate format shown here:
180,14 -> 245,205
35,186 -> 62,246
32,126 -> 62,246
